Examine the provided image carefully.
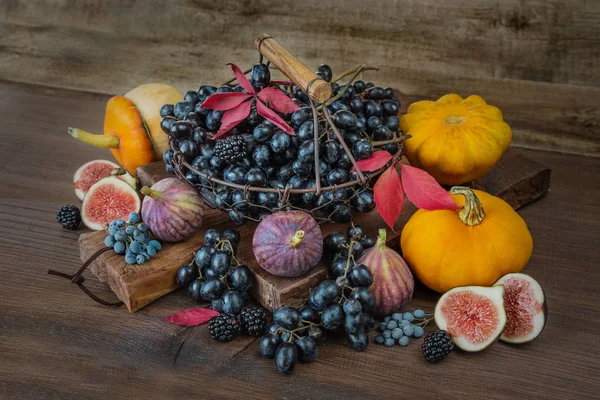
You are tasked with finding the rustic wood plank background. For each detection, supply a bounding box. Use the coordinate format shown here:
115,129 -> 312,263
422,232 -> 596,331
0,0 -> 598,156
0,1 -> 599,399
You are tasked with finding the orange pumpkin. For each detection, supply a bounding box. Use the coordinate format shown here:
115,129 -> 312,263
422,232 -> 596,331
400,187 -> 533,293
400,94 -> 512,185
69,84 -> 182,176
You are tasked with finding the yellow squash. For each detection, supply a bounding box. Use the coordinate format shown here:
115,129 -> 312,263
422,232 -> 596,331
400,94 -> 512,185
400,187 -> 532,293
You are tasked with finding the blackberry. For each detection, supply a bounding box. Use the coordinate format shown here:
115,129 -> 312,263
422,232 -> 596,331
421,330 -> 454,363
239,307 -> 268,336
56,205 -> 81,230
213,136 -> 246,163
208,313 -> 241,342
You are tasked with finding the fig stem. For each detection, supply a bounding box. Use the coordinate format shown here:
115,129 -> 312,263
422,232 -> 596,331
140,186 -> 163,199
68,127 -> 120,149
376,229 -> 387,251
450,186 -> 486,226
110,167 -> 127,177
289,230 -> 305,248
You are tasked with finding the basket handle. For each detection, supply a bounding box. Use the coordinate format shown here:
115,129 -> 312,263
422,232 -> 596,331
255,34 -> 332,104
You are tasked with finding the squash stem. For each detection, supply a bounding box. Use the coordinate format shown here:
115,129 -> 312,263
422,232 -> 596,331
68,127 -> 120,149
450,186 -> 485,226
289,230 -> 305,248
140,186 -> 163,199
376,229 -> 387,251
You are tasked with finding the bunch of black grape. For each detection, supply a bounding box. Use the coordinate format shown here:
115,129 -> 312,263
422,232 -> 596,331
258,224 -> 377,374
258,306 -> 324,374
175,228 -> 252,315
160,62 -> 400,225
317,225 -> 378,345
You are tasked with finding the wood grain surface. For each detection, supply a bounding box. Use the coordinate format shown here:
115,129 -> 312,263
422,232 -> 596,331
0,1 -> 598,156
1,81 -> 599,399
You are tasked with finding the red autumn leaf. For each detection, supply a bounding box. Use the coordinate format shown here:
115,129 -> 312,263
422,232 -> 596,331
257,87 -> 300,114
228,63 -> 255,95
164,307 -> 220,327
214,100 -> 252,139
256,99 -> 295,135
351,150 -> 393,173
374,165 -> 405,232
401,164 -> 460,210
200,64 -> 296,137
200,92 -> 251,110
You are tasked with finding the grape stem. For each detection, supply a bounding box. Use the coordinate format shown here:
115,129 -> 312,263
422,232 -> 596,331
316,65 -> 378,111
370,134 -> 412,147
334,239 -> 359,305
331,65 -> 379,85
216,238 -> 241,266
414,317 -> 434,328
191,258 -> 204,279
277,322 -> 323,343
340,240 -> 355,280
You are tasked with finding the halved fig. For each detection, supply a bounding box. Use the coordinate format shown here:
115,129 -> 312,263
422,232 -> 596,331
434,286 -> 506,352
81,177 -> 141,230
494,273 -> 547,344
74,160 -> 137,201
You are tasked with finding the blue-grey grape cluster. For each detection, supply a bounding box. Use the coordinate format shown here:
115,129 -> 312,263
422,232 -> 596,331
374,310 -> 430,347
104,212 -> 162,265
176,228 -> 252,316
259,225 -> 377,374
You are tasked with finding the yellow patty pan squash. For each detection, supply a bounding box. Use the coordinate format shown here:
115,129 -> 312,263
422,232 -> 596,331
400,187 -> 532,293
400,94 -> 512,185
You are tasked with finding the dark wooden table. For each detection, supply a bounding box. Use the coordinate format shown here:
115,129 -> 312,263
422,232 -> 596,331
1,80 -> 599,399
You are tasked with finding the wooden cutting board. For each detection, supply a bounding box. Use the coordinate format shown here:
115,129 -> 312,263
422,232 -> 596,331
78,149 -> 550,312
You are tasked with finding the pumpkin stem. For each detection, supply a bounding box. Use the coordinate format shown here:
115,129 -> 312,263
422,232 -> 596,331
140,186 -> 163,199
450,186 -> 485,226
289,230 -> 305,248
68,127 -> 120,149
375,229 -> 387,251
444,115 -> 467,127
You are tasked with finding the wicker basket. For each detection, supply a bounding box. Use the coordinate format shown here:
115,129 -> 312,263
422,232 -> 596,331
169,34 -> 407,224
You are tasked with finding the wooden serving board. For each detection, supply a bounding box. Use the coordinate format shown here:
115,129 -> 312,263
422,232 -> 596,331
79,207 -> 398,313
79,148 -> 550,312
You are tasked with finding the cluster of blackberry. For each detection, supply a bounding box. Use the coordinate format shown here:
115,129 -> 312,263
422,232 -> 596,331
160,63 -> 402,225
208,307 -> 268,342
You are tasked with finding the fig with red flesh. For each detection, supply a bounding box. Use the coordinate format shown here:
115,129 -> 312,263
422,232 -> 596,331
252,211 -> 323,277
74,160 -> 137,201
494,273 -> 547,344
81,177 -> 141,230
434,286 -> 506,352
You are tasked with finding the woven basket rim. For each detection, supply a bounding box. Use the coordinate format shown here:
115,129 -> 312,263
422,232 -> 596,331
173,147 -> 403,195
